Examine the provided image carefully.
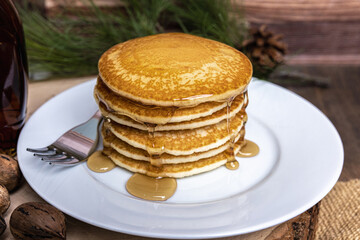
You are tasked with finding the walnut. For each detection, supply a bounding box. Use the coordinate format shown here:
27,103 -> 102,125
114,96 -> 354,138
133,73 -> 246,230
0,216 -> 6,236
0,184 -> 10,215
10,202 -> 66,240
0,154 -> 22,192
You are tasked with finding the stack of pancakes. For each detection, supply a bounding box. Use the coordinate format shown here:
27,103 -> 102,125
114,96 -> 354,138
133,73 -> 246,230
94,33 -> 252,178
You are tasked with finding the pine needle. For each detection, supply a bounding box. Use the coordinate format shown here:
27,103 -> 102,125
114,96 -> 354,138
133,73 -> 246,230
169,0 -> 246,46
18,0 -> 247,80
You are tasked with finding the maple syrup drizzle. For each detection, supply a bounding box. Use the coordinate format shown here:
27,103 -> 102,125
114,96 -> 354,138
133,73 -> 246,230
240,92 -> 249,123
87,150 -> 116,173
225,96 -> 236,164
225,92 -> 248,169
237,140 -> 259,158
126,173 -> 177,201
225,160 -> 239,170
145,123 -> 164,167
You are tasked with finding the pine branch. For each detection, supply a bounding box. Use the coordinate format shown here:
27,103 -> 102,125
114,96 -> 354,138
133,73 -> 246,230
169,0 -> 246,47
18,0 -> 248,80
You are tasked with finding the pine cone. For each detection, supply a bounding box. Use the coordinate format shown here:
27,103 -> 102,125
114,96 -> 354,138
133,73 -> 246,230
241,25 -> 287,77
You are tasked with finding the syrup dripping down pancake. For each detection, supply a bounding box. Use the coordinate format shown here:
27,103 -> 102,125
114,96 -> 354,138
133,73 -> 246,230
103,111 -> 244,156
95,78 -> 235,125
102,140 -> 244,178
96,89 -> 245,131
102,127 -> 245,164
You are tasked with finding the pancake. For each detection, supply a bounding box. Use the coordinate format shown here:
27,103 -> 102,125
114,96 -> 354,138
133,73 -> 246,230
97,92 -> 245,131
98,33 -> 252,107
104,111 -> 244,156
102,127 -> 244,164
94,33 -> 253,180
94,78 -> 233,124
103,139 -> 244,178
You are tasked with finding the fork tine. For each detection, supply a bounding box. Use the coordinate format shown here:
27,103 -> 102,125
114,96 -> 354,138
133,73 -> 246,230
48,158 -> 82,165
41,155 -> 68,161
27,147 -> 52,153
33,150 -> 57,156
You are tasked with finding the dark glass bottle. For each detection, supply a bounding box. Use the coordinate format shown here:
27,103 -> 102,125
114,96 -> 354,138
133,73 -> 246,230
0,0 -> 28,148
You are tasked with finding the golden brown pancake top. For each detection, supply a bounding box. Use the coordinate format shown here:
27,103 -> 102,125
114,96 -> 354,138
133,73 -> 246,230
98,33 -> 252,107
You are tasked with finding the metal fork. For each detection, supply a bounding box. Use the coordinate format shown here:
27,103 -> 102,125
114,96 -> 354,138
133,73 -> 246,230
27,110 -> 102,165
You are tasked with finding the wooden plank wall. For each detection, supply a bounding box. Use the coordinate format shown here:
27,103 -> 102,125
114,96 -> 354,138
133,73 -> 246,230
240,0 -> 360,64
23,0 -> 360,65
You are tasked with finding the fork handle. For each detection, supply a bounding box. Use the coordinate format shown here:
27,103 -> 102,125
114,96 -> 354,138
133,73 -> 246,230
53,110 -> 102,159
93,110 -> 102,120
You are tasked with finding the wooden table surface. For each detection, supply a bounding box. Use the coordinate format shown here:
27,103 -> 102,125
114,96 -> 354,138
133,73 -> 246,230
2,65 -> 358,239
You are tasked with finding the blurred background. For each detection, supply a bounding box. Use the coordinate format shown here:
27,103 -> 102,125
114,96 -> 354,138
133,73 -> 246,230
12,0 -> 360,83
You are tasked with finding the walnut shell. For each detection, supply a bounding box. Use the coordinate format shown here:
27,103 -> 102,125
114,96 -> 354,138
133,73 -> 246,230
10,202 -> 66,240
0,154 -> 22,192
0,184 -> 10,215
0,216 -> 6,236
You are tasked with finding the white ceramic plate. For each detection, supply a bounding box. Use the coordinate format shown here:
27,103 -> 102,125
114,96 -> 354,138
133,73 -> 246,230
17,79 -> 343,239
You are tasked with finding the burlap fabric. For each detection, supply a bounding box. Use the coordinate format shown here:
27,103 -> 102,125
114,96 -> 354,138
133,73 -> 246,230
316,179 -> 360,239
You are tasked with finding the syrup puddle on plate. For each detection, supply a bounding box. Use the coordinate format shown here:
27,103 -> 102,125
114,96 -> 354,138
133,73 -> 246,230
126,173 -> 177,201
87,150 -> 115,173
87,139 -> 259,201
